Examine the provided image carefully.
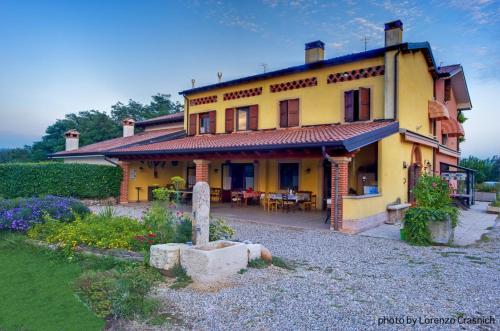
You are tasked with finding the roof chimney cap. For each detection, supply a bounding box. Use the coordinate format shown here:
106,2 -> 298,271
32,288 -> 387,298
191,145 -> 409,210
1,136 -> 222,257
64,129 -> 80,138
122,118 -> 135,126
305,40 -> 325,50
384,20 -> 403,31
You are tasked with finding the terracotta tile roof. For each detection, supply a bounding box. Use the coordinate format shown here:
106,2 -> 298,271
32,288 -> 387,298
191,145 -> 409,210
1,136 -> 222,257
441,118 -> 464,137
107,121 -> 398,156
135,112 -> 184,127
53,128 -> 185,157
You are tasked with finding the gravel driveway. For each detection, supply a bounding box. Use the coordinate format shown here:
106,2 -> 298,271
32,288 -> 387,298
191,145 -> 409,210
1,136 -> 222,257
152,219 -> 499,331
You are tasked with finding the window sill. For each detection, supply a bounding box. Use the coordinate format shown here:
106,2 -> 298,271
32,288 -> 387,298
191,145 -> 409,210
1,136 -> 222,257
343,193 -> 381,200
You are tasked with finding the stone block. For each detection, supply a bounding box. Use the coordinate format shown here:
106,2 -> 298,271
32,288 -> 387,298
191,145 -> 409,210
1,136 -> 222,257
180,240 -> 248,284
150,243 -> 188,272
246,243 -> 262,261
427,218 -> 454,245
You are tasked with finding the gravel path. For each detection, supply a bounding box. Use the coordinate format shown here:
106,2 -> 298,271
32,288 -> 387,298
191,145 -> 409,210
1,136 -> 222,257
152,218 -> 499,331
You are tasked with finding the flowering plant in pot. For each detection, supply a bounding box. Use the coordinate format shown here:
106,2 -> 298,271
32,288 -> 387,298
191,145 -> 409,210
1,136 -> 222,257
402,174 -> 458,245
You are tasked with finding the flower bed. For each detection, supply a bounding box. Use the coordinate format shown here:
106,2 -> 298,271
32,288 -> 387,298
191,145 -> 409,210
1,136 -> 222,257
0,196 -> 89,232
28,202 -> 235,253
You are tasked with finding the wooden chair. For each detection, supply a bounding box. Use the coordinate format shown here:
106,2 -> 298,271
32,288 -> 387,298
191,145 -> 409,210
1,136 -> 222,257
281,193 -> 296,213
230,191 -> 242,207
260,192 -> 267,210
267,193 -> 279,212
311,194 -> 317,210
210,188 -> 222,203
299,191 -> 313,211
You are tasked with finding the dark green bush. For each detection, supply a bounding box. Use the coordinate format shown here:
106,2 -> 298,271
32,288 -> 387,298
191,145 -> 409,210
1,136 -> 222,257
0,162 -> 122,199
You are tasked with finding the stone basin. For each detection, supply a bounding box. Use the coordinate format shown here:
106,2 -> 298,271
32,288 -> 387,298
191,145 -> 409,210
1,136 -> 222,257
180,240 -> 248,284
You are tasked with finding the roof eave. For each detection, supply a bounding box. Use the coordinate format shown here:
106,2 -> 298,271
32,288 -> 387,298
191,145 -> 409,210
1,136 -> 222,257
105,122 -> 399,157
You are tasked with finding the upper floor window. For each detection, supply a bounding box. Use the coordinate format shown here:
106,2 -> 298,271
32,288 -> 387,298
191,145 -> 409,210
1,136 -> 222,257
444,79 -> 451,102
199,113 -> 210,134
344,87 -> 370,122
237,107 -> 249,131
225,105 -> 259,133
442,133 -> 448,145
279,99 -> 299,128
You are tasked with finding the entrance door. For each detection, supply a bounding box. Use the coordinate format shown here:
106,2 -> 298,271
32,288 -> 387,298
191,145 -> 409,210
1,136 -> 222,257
322,160 -> 331,210
231,163 -> 254,191
221,163 -> 254,202
408,164 -> 421,203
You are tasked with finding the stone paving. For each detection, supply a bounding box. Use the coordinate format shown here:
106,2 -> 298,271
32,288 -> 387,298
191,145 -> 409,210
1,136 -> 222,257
360,202 -> 498,246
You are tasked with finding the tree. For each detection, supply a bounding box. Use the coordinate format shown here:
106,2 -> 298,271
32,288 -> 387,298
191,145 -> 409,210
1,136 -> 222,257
460,156 -> 500,183
30,110 -> 121,161
0,147 -> 33,163
4,93 -> 183,162
110,93 -> 182,123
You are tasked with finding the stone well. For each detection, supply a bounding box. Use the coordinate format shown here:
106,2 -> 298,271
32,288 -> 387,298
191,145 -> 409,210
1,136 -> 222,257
180,240 -> 248,284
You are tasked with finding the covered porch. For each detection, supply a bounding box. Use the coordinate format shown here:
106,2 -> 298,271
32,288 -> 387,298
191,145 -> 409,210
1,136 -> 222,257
107,121 -> 399,232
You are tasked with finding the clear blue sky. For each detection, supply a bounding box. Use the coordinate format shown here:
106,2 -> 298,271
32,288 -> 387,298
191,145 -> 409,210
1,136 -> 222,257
0,0 -> 499,157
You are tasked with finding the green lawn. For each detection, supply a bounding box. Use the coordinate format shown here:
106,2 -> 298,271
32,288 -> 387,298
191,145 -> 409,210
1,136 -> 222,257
0,233 -> 105,331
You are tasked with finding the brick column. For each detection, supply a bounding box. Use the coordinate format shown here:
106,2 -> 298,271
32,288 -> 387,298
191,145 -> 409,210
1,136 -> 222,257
330,156 -> 351,231
119,161 -> 130,204
194,160 -> 210,183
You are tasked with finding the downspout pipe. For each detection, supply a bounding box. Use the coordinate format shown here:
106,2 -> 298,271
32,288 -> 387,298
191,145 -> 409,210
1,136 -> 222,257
393,49 -> 401,120
322,146 -> 340,230
104,156 -> 120,167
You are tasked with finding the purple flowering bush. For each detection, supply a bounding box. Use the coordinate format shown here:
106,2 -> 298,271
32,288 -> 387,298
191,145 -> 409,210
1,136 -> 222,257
0,195 -> 89,232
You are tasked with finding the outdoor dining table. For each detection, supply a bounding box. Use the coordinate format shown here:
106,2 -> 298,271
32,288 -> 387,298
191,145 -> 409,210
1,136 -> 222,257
268,193 -> 309,202
242,191 -> 260,205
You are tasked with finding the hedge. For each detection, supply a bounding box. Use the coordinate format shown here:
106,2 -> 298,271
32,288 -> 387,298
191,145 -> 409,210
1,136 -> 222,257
0,163 -> 123,199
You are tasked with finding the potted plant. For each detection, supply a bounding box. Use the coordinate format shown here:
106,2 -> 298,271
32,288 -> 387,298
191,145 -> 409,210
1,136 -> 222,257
487,184 -> 500,214
402,174 -> 458,245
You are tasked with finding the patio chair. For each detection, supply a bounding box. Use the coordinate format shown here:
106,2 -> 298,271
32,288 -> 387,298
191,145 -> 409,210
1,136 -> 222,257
231,191 -> 242,207
281,193 -> 296,213
210,188 -> 222,203
267,193 -> 279,212
298,191 -> 313,211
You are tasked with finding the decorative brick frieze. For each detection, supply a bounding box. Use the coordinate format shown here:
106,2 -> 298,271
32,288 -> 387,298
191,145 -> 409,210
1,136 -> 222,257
223,87 -> 262,101
327,65 -> 385,84
270,77 -> 317,93
189,95 -> 218,106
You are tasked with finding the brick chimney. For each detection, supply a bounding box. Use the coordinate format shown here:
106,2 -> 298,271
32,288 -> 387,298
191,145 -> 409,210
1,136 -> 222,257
122,118 -> 135,137
64,129 -> 80,151
384,20 -> 403,47
305,40 -> 325,64
384,20 -> 403,119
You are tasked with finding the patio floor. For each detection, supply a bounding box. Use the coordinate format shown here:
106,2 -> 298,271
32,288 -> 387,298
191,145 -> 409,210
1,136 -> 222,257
93,202 -> 331,230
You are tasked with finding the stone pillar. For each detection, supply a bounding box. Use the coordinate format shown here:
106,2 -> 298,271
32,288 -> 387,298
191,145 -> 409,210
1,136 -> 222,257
119,161 -> 130,204
192,181 -> 210,246
194,159 -> 210,183
330,156 -> 351,231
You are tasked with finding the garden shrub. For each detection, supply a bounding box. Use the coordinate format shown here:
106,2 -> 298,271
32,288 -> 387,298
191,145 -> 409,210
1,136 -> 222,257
74,265 -> 162,319
0,162 -> 122,199
28,213 -> 147,250
209,217 -> 235,241
402,174 -> 459,245
0,196 -> 89,232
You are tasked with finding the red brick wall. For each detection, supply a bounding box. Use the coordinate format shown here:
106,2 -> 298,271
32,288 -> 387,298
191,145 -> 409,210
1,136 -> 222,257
194,160 -> 210,183
119,161 -> 129,204
330,159 -> 349,230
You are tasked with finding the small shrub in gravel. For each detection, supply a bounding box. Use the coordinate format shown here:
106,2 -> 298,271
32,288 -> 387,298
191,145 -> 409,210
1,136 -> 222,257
74,264 -> 162,320
170,264 -> 193,289
272,256 -> 295,270
248,258 -> 270,269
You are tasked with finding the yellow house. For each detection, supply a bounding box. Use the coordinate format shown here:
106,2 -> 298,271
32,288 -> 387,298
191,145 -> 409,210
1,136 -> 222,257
104,20 -> 471,233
